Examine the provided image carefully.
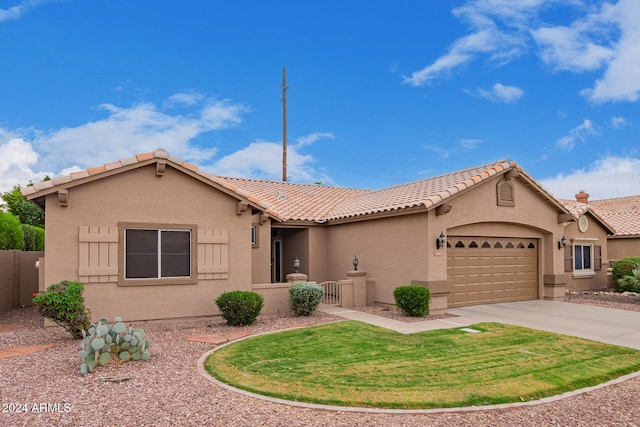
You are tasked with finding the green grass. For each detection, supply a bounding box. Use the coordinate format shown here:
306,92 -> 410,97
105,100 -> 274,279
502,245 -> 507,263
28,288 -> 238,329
204,321 -> 640,409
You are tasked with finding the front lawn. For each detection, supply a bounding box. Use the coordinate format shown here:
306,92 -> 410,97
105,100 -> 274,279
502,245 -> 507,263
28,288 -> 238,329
205,321 -> 640,409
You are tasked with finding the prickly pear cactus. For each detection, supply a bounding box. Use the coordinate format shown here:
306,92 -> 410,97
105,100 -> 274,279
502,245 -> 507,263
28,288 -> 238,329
77,317 -> 151,375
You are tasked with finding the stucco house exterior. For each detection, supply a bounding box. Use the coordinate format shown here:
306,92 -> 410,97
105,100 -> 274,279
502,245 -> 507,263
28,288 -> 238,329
23,149 -> 614,322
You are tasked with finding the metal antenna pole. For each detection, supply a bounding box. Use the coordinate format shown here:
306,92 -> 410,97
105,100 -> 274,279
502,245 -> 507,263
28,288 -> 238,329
281,67 -> 288,181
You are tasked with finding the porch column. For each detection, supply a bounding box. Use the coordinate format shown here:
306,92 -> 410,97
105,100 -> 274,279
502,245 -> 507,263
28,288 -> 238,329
347,270 -> 367,307
286,273 -> 308,284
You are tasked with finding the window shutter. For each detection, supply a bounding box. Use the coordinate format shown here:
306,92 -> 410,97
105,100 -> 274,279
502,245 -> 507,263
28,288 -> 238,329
78,226 -> 119,282
564,245 -> 573,273
594,245 -> 602,271
197,229 -> 229,280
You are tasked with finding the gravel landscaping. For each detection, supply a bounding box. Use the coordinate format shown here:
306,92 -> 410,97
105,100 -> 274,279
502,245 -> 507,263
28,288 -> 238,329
1,293 -> 639,427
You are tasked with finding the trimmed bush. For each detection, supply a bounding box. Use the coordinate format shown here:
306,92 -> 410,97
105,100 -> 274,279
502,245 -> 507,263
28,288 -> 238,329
0,210 -> 24,250
613,257 -> 640,291
32,280 -> 91,339
616,268 -> 640,293
21,223 -> 44,251
215,291 -> 264,326
289,282 -> 323,316
393,285 -> 431,317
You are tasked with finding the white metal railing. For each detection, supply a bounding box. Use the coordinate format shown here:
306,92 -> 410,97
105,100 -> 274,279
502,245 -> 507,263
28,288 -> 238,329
319,281 -> 341,305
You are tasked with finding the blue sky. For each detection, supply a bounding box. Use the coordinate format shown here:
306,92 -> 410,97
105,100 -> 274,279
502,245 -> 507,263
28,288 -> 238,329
1,0 -> 639,201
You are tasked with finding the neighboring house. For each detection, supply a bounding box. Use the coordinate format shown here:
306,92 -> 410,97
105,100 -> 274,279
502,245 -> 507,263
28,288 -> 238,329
589,194 -> 640,261
560,192 -> 614,291
23,149 -> 598,322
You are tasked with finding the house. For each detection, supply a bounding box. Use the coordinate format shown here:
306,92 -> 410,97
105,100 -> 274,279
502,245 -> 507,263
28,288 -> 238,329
588,194 -> 640,261
560,191 -> 640,289
560,192 -> 614,291
23,149 -> 602,322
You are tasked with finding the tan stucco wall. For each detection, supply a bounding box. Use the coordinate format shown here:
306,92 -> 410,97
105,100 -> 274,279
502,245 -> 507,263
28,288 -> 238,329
251,213 -> 272,284
324,175 -> 568,305
563,218 -> 609,290
326,213 -> 430,304
42,165 -> 254,322
607,238 -> 640,262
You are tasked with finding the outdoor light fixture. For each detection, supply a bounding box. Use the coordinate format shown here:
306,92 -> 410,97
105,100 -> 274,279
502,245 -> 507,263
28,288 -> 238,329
353,255 -> 359,271
436,231 -> 446,250
558,236 -> 567,250
294,257 -> 300,273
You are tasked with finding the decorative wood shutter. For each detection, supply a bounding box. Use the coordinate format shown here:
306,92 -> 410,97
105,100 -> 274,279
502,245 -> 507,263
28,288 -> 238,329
78,226 -> 119,283
197,229 -> 229,280
594,245 -> 602,271
564,245 -> 573,273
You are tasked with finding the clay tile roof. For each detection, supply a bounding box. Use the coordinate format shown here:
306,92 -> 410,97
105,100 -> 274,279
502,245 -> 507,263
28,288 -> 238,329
325,160 -> 514,220
19,149 -> 275,217
214,177 -> 369,222
589,195 -> 640,237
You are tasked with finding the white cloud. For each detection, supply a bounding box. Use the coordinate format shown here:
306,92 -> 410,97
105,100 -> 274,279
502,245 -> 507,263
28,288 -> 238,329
29,97 -> 247,172
211,133 -> 335,183
611,116 -> 630,129
0,138 -> 52,191
424,138 -> 481,158
580,0 -> 640,103
477,83 -> 524,103
163,92 -> 204,108
0,94 -> 336,192
406,0 -> 640,104
556,119 -> 597,150
403,1 -> 543,86
0,94 -> 252,193
539,156 -> 640,199
0,0 -> 52,23
459,138 -> 482,150
296,132 -> 334,147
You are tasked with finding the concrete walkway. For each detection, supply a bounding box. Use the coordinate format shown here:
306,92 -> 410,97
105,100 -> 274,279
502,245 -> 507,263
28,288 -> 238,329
319,300 -> 640,350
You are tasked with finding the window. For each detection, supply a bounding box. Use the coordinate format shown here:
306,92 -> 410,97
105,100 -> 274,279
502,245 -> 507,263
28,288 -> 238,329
565,239 -> 602,277
251,224 -> 259,248
119,223 -> 196,286
574,244 -> 592,271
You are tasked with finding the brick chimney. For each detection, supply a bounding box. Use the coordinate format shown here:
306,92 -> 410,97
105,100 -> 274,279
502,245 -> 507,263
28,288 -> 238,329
575,190 -> 589,204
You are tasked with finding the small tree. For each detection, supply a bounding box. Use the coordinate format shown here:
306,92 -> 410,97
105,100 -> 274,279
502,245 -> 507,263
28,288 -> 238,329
1,185 -> 45,228
32,281 -> 91,339
0,210 -> 24,250
21,223 -> 44,251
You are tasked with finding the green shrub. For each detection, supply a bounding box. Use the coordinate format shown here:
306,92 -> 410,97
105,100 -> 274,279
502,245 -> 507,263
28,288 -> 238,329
0,210 -> 24,250
32,280 -> 91,339
616,268 -> 640,293
393,285 -> 431,317
289,282 -> 323,316
215,291 -> 264,326
21,224 -> 44,251
613,257 -> 640,291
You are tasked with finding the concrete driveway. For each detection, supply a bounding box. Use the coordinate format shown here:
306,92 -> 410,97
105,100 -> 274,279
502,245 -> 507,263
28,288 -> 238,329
321,300 -> 640,350
446,300 -> 640,350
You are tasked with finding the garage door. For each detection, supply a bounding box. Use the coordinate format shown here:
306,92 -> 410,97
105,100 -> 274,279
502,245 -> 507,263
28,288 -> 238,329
447,237 -> 538,307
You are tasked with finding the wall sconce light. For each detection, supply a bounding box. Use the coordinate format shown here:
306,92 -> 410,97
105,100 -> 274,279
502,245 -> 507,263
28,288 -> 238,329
558,236 -> 567,250
294,257 -> 300,273
436,231 -> 446,250
353,255 -> 359,271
